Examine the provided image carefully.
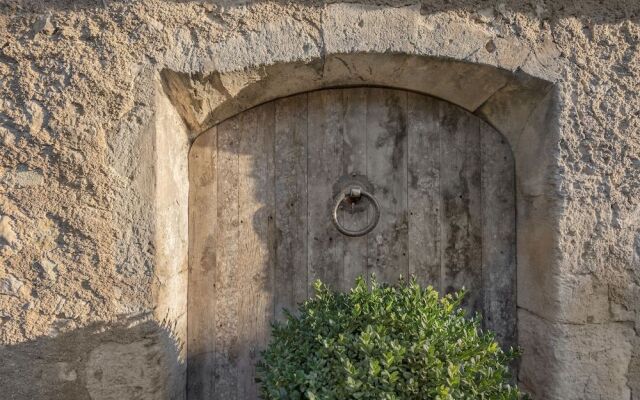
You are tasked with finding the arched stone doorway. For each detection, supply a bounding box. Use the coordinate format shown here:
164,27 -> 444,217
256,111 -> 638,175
155,51 -> 558,398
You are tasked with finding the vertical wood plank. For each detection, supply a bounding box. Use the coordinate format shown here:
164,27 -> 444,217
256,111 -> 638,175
274,95 -> 309,319
236,109 -> 257,400
259,104 -> 278,355
407,94 -> 441,289
439,103 -> 484,315
342,88 -> 368,290
214,117 -> 240,400
481,123 -> 517,348
187,127 -> 217,399
366,89 -> 409,285
307,90 -> 345,290
237,105 -> 276,399
466,112 -> 483,316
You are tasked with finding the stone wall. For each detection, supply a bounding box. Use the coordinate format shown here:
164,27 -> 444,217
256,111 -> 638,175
0,1 -> 638,399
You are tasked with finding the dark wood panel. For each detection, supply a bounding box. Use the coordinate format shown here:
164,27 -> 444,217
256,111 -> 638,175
407,94 -> 441,289
366,89 -> 409,284
439,101 -> 483,316
341,88 -> 369,290
307,90 -> 346,290
481,122 -> 517,349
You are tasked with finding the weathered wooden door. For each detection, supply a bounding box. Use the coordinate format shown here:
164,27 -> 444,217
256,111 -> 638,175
188,88 -> 515,399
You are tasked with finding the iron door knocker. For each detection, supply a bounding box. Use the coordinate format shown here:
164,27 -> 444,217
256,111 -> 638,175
332,187 -> 380,237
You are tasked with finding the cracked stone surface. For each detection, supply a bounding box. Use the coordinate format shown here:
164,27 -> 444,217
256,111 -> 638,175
0,1 -> 638,399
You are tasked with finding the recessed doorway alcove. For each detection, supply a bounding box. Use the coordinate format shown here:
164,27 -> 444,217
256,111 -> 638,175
155,52 -> 557,399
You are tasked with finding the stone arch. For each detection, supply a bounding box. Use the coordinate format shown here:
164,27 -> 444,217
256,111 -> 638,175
158,51 -> 560,394
165,54 -> 557,285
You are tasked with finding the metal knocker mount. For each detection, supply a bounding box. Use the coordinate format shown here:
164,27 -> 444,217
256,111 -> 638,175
332,177 -> 381,237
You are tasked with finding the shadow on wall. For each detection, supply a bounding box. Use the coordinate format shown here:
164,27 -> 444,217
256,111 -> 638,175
13,0 -> 640,23
0,315 -> 185,400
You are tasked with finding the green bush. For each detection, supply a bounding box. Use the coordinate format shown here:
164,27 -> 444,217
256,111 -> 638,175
257,276 -> 524,400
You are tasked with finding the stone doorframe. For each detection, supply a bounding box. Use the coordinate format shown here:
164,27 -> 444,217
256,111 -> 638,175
146,3 -> 574,393
155,51 -> 560,396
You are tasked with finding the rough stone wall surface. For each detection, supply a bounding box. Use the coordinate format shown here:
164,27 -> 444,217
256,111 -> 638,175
0,1 -> 638,399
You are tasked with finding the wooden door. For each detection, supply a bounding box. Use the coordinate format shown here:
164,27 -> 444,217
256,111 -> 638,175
187,88 -> 516,400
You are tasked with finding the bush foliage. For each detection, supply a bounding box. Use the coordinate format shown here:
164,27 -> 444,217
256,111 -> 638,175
257,277 -> 523,400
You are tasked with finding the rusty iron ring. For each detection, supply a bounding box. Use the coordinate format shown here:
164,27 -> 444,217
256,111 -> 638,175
332,187 -> 380,237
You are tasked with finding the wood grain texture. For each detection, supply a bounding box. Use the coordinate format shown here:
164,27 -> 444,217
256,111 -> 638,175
481,122 -> 517,349
236,109 -> 257,400
274,95 -> 308,319
187,127 -> 217,399
465,110 -> 483,317
439,101 -> 483,316
407,94 -> 441,289
214,117 -> 240,400
307,90 -> 345,290
341,88 -> 368,290
237,105 -> 276,398
366,88 -> 409,284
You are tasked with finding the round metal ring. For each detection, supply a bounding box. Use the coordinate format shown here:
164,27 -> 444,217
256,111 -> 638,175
332,187 -> 380,237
